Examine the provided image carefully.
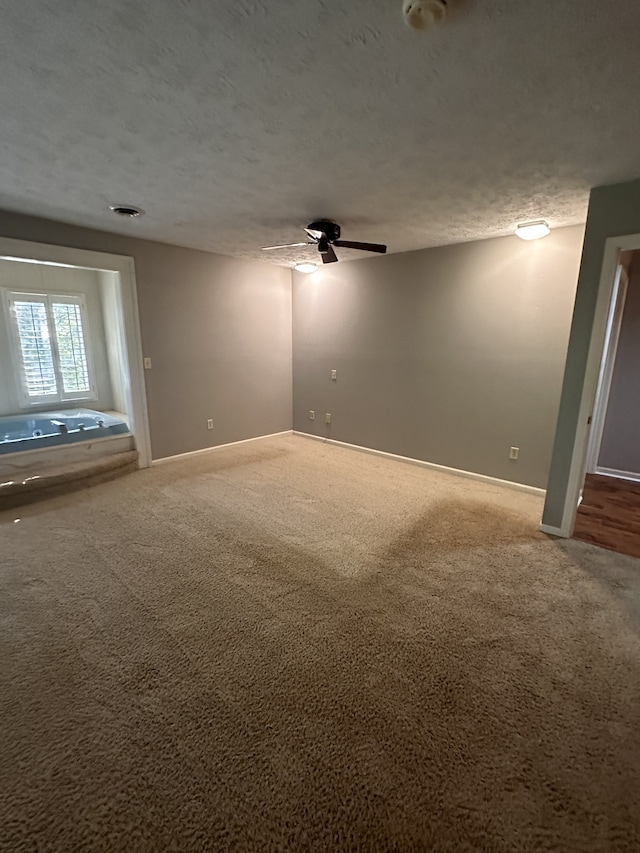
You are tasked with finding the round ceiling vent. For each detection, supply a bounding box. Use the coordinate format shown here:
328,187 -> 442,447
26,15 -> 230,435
109,204 -> 145,218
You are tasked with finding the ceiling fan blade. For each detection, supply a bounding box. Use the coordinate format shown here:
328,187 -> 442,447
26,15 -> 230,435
333,240 -> 387,254
304,228 -> 324,242
321,243 -> 338,264
261,242 -> 312,251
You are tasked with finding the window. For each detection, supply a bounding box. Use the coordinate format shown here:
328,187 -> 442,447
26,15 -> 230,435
6,292 -> 96,406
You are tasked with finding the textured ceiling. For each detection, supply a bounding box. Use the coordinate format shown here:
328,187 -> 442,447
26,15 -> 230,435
1,0 -> 640,265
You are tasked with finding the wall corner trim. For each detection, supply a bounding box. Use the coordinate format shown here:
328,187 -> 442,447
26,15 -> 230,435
152,430 -> 293,465
293,431 -> 547,497
538,523 -> 566,537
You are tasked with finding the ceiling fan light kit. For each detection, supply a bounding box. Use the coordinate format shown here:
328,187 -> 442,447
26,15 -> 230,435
403,0 -> 447,31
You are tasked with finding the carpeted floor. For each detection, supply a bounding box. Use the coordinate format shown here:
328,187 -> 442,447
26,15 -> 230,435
2,434 -> 640,852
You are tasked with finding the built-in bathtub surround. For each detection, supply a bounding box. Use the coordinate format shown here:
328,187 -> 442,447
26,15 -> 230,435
0,409 -> 129,455
0,449 -> 138,511
0,409 -> 136,509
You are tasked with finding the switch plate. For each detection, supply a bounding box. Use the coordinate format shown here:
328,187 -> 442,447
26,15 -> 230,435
309,410 -> 315,420
143,357 -> 152,370
331,369 -> 337,380
325,413 -> 331,424
207,419 -> 214,430
509,446 -> 519,460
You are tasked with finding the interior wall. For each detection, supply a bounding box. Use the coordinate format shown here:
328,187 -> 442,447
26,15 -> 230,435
0,259 -> 113,417
0,210 -> 293,460
293,225 -> 584,489
597,250 -> 640,475
543,178 -> 640,529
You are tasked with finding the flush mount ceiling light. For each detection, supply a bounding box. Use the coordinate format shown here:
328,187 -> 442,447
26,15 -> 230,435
403,0 -> 447,31
109,204 -> 145,218
515,220 -> 551,240
294,262 -> 318,274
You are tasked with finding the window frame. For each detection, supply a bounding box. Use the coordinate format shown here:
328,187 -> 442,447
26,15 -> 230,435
3,288 -> 98,408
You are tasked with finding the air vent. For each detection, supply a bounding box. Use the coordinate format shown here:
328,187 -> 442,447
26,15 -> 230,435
109,204 -> 145,218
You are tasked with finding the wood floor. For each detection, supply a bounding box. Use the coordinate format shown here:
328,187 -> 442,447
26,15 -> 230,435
574,473 -> 640,558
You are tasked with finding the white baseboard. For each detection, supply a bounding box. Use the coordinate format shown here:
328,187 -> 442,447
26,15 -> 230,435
594,466 -> 640,484
152,430 -> 293,465
293,431 -> 546,497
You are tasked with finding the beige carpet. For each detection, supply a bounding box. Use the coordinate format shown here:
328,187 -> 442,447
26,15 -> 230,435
1,435 -> 640,852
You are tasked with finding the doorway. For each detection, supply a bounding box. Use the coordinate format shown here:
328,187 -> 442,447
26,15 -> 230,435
552,240 -> 640,556
567,245 -> 640,556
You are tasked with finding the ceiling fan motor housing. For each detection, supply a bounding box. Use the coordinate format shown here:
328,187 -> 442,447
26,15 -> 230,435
403,0 -> 447,30
307,220 -> 341,242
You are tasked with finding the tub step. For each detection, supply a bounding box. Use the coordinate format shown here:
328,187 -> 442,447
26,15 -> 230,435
0,451 -> 139,511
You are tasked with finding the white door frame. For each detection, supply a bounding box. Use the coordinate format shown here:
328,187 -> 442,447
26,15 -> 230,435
0,236 -> 152,468
584,262 -> 629,474
555,233 -> 640,537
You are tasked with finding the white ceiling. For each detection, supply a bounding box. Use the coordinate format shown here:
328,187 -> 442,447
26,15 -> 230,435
1,1 -> 639,265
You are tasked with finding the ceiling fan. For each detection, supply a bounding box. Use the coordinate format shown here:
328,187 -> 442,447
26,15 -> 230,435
262,220 -> 387,264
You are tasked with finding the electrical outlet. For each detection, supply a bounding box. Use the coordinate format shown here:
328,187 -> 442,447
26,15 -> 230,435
325,413 -> 331,424
331,369 -> 337,380
309,410 -> 315,420
143,357 -> 152,370
207,419 -> 214,430
509,446 -> 519,460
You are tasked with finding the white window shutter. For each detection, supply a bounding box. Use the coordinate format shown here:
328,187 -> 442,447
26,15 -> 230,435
52,301 -> 91,395
12,299 -> 58,399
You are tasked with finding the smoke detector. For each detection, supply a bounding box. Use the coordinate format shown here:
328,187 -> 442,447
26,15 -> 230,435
403,0 -> 447,30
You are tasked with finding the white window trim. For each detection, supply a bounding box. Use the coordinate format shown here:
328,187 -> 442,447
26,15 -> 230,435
4,288 -> 99,408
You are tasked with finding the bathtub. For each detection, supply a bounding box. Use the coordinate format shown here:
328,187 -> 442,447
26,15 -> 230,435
0,409 -> 129,455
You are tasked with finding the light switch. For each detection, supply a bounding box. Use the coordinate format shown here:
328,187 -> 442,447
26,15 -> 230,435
143,357 -> 152,370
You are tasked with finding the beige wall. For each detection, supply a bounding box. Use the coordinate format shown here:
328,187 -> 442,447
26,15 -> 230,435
0,207 -> 586,485
293,226 -> 584,489
0,210 -> 293,460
